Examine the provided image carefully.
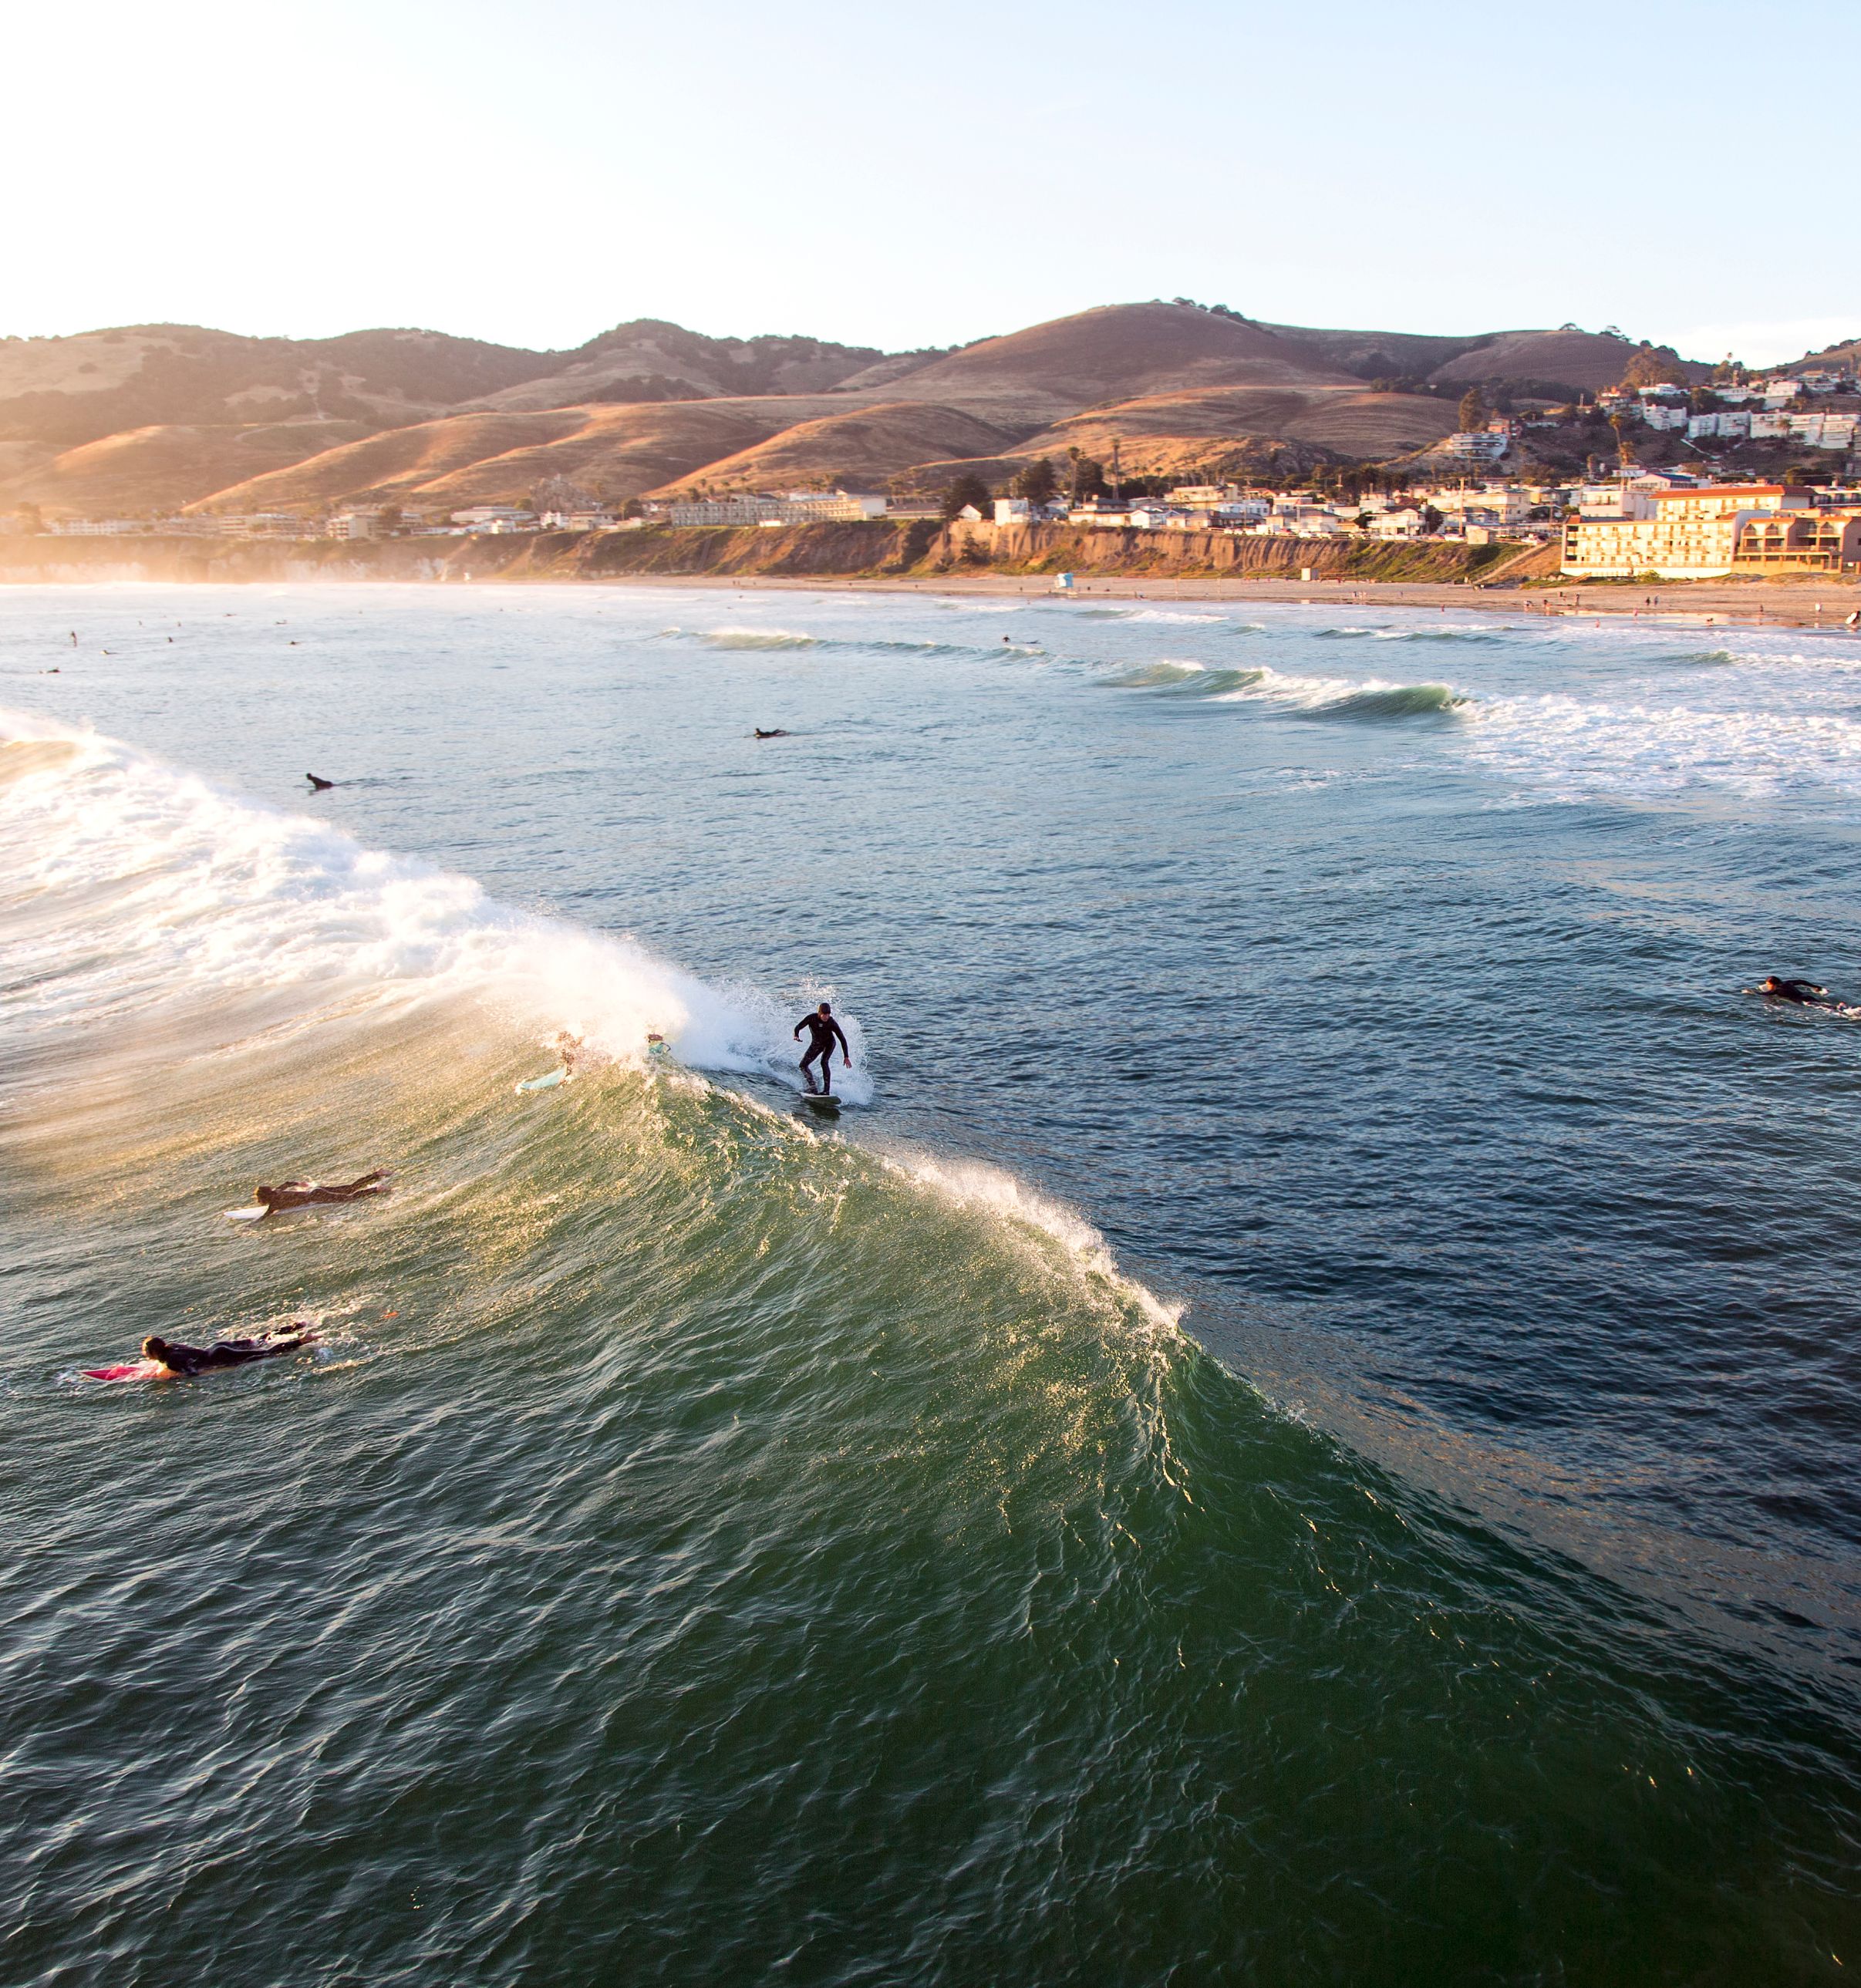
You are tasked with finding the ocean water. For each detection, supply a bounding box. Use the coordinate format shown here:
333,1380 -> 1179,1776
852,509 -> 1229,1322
3,582 -> 1859,1985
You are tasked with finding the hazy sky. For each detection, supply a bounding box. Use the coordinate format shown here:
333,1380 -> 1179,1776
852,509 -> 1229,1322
7,0 -> 1850,365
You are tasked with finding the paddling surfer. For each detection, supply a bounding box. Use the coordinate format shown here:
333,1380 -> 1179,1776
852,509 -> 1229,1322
140,1327 -> 315,1376
250,1169 -> 390,1218
1748,975 -> 1842,1009
794,1002 -> 851,1095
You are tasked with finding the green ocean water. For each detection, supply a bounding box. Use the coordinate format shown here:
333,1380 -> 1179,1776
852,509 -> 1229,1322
2,585 -> 1858,1984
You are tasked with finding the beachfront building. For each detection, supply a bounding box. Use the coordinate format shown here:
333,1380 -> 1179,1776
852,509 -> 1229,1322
1427,486 -> 1531,528
666,491 -> 887,526
1560,484 -> 1819,578
451,507 -> 538,533
1731,507 -> 1861,572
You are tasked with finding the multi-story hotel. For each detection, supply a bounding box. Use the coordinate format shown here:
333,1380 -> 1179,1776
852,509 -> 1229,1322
1561,485 -> 1861,578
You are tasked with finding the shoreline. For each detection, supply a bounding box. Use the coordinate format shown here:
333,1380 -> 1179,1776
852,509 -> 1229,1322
563,568 -> 1861,630
2,531 -> 1856,629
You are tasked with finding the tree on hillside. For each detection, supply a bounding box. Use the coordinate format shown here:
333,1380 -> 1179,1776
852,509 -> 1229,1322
1013,457 -> 1058,507
378,504 -> 404,535
1619,342 -> 1690,389
1067,447 -> 1107,501
941,473 -> 993,521
1458,388 -> 1487,433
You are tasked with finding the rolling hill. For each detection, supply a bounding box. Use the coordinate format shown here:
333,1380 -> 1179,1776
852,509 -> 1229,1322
0,301 -> 1724,520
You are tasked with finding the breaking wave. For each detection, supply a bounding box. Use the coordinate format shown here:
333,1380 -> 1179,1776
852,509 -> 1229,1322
0,710 -> 872,1101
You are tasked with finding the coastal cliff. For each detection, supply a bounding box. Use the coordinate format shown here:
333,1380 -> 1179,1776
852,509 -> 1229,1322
0,521 -> 1559,587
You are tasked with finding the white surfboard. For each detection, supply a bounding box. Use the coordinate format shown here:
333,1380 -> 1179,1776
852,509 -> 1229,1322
516,1066 -> 571,1093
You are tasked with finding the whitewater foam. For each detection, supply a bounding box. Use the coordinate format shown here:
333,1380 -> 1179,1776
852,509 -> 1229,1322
895,1154 -> 1185,1339
663,625 -> 824,651
0,711 -> 872,1099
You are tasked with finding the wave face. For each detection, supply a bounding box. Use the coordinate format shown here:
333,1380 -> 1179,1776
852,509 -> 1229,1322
1103,659 -> 1466,718
0,713 -> 872,1097
3,587 -> 1859,1988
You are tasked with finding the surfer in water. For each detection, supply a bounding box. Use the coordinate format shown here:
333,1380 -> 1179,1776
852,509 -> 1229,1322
250,1169 -> 391,1218
794,1002 -> 851,1095
1748,975 -> 1842,1009
140,1326 -> 316,1376
754,727 -> 790,739
305,773 -> 335,791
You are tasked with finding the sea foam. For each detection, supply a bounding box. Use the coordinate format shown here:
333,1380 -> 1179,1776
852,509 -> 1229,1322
0,711 -> 872,1098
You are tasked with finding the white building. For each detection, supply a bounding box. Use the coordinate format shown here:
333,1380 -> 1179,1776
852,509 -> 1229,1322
452,507 -> 538,531
1436,430 -> 1510,463
1562,484 -> 1812,578
667,491 -> 887,526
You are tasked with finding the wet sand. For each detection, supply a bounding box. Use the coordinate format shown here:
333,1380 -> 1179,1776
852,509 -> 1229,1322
588,569 -> 1861,631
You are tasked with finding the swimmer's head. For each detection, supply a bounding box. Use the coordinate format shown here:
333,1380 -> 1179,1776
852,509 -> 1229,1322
1758,976 -> 1782,993
818,1002 -> 832,1016
142,1336 -> 167,1363
255,1185 -> 284,1208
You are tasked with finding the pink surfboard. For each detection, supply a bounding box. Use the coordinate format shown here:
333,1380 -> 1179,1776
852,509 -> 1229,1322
81,1360 -> 168,1383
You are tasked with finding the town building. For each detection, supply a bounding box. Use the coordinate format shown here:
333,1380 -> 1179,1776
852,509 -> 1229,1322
1561,484 -> 1821,578
451,506 -> 538,532
1435,428 -> 1511,464
666,491 -> 887,526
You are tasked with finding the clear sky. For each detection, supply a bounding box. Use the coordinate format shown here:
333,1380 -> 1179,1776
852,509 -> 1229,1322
7,0 -> 1851,366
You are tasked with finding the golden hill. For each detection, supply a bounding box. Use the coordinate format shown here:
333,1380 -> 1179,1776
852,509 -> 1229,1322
882,303 -> 1357,426
0,420 -> 377,515
649,403 -> 1026,496
194,399 -> 850,514
0,301 -> 1726,520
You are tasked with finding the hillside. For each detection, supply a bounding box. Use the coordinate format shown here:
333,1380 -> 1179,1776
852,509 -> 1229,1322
0,419 -> 377,515
196,398 -> 848,513
0,299 -> 1724,520
462,320 -> 892,412
873,304 -> 1357,427
652,402 -> 1026,496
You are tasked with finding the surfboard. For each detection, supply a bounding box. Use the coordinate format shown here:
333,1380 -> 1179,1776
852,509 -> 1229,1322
223,1205 -> 268,1221
81,1361 -> 167,1383
516,1066 -> 570,1093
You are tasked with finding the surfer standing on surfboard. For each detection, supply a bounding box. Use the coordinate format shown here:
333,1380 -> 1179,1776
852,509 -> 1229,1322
249,1169 -> 391,1218
793,1002 -> 851,1097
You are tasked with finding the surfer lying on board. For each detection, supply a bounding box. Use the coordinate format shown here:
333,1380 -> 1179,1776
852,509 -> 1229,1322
794,1002 -> 851,1095
251,1169 -> 391,1218
140,1327 -> 315,1376
1747,975 -> 1843,1009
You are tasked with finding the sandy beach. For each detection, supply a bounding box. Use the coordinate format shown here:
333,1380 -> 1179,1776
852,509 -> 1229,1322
566,568 -> 1861,631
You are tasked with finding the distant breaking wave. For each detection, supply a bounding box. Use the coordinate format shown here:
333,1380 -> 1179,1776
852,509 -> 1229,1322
1314,625 -> 1512,645
1101,660 -> 1469,719
661,627 -> 1043,660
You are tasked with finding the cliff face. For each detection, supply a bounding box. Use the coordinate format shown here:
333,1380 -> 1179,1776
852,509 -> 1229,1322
0,521 -> 1557,587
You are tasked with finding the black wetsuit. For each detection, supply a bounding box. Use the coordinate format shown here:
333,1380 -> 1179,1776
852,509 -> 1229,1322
1765,979 -> 1839,1009
153,1336 -> 303,1376
794,1011 -> 849,1093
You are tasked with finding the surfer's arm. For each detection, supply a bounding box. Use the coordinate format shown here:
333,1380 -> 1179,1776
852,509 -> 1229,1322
832,1024 -> 851,1063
